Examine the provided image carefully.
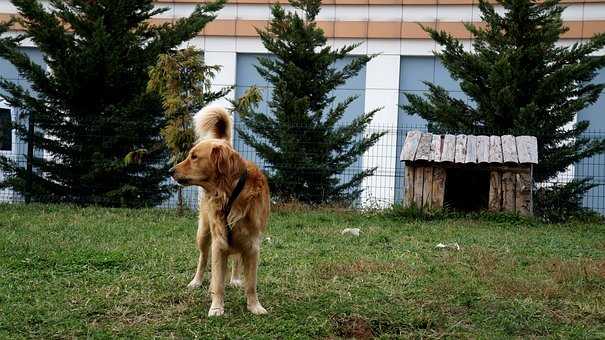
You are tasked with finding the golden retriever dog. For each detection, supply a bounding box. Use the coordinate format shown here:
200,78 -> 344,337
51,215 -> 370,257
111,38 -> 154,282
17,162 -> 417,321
169,105 -> 270,316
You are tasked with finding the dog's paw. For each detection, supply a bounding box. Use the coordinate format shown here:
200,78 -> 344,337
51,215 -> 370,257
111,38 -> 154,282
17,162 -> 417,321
229,278 -> 243,288
208,306 -> 224,317
247,303 -> 268,315
187,278 -> 203,289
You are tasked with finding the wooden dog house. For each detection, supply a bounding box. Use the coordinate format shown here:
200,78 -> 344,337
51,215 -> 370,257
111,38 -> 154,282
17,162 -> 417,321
400,131 -> 538,216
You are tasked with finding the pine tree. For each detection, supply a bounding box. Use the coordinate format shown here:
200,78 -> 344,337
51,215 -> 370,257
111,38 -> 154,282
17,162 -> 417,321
237,0 -> 385,204
0,0 -> 224,207
401,0 -> 605,214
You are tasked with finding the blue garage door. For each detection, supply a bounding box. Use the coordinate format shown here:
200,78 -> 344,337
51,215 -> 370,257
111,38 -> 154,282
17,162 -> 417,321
395,56 -> 469,202
576,68 -> 605,214
0,48 -> 46,202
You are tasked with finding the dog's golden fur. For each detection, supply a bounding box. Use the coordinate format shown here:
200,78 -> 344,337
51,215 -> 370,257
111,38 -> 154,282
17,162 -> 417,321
171,105 -> 270,316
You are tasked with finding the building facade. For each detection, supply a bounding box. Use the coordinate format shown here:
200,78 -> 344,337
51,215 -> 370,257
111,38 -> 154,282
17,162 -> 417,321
0,0 -> 604,211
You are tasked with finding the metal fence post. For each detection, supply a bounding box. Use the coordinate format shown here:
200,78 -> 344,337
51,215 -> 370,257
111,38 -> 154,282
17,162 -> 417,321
24,114 -> 33,204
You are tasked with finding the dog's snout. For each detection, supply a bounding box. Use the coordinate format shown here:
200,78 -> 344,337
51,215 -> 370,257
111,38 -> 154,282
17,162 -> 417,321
168,166 -> 176,177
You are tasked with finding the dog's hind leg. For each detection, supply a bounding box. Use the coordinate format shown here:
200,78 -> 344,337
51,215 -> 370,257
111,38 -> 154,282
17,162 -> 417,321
229,254 -> 244,288
188,215 -> 211,289
242,245 -> 267,315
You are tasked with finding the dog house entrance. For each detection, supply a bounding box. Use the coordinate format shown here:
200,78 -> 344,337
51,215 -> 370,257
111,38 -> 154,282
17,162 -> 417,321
443,168 -> 490,211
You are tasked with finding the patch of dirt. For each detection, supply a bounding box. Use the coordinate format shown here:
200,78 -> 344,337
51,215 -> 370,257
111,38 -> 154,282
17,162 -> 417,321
330,313 -> 444,338
331,314 -> 374,339
370,317 -> 432,336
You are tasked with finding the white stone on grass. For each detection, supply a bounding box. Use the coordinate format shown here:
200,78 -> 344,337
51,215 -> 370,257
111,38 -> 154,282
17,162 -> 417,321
435,242 -> 460,251
341,228 -> 360,236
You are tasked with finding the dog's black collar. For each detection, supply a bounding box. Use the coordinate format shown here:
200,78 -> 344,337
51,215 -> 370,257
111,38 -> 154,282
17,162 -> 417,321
223,168 -> 248,245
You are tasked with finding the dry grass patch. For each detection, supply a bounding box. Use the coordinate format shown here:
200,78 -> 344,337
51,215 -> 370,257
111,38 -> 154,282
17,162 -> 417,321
465,246 -> 510,279
546,258 -> 605,285
272,200 -> 353,214
317,258 -> 408,280
457,247 -> 567,300
460,248 -> 605,302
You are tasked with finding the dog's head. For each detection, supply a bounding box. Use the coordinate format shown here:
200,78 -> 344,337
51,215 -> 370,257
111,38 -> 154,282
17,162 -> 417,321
169,139 -> 245,191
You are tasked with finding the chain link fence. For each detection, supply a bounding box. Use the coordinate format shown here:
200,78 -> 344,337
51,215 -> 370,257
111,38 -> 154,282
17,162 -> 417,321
1,123 -> 604,214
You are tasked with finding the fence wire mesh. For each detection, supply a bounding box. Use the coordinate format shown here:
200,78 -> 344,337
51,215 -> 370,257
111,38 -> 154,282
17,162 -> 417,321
0,123 -> 604,215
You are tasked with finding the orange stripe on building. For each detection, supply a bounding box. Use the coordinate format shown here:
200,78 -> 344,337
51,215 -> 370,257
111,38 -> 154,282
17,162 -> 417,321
2,14 -> 604,39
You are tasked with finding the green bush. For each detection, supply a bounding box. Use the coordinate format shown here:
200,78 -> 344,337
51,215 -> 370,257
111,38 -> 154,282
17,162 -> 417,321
534,179 -> 604,223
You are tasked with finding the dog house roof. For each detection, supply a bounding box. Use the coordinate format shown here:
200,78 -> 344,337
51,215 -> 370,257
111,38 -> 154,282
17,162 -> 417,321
400,131 -> 538,164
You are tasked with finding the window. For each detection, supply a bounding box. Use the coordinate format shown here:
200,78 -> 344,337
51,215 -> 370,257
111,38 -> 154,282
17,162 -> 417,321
0,107 -> 11,151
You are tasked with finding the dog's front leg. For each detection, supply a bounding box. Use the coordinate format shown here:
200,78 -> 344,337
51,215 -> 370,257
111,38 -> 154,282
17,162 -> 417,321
188,217 -> 211,289
208,240 -> 227,317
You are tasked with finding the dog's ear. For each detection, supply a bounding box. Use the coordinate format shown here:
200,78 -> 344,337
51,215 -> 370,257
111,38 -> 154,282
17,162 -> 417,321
211,143 -> 243,176
211,144 -> 229,176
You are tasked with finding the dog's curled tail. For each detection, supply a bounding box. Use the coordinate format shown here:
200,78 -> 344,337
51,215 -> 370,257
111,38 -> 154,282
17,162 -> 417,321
193,105 -> 233,143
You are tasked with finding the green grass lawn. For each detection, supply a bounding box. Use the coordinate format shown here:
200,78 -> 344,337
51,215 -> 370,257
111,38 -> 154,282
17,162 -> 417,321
1,204 -> 604,338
